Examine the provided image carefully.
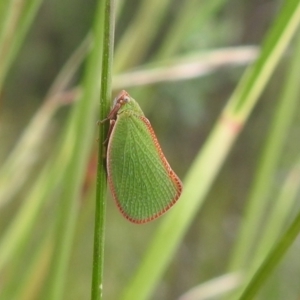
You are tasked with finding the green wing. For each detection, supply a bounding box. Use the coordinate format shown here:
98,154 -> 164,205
107,111 -> 182,223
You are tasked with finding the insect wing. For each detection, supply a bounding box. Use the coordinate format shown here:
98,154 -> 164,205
107,112 -> 182,223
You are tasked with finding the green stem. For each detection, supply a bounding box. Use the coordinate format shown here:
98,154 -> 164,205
121,0 -> 300,298
44,0 -> 107,299
0,0 -> 42,94
0,0 -> 25,92
238,208 -> 300,300
91,0 -> 115,299
229,13 -> 300,271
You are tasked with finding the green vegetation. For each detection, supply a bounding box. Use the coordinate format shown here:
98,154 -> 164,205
1,0 -> 300,299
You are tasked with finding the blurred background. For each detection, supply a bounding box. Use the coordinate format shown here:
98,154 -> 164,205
1,0 -> 300,299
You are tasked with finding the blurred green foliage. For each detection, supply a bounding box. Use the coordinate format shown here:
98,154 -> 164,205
1,0 -> 300,299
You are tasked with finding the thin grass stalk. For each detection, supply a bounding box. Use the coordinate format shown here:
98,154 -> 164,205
91,0 -> 115,299
251,162 -> 300,267
44,0 -> 106,298
121,1 -> 300,299
248,32 -> 300,268
237,207 -> 300,300
113,0 -> 172,73
226,0 -> 300,116
155,0 -> 227,59
113,46 -> 258,89
0,35 -> 90,206
0,163 -> 62,273
229,32 -> 300,298
2,229 -> 53,300
17,240 -> 52,300
227,161 -> 300,300
46,34 -> 92,97
229,26 -> 300,271
124,0 -> 227,103
0,118 -> 77,273
4,0 -> 43,76
0,108 -> 84,297
0,0 -> 43,94
0,0 -> 26,92
178,272 -> 241,300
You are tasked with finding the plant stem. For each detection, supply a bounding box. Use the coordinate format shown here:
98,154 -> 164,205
237,208 -> 300,300
91,0 -> 115,299
44,0 -> 107,299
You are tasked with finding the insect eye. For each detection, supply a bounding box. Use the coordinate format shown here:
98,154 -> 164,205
123,96 -> 130,103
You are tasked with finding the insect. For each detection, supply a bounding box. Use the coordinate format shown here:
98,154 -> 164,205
101,90 -> 183,224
